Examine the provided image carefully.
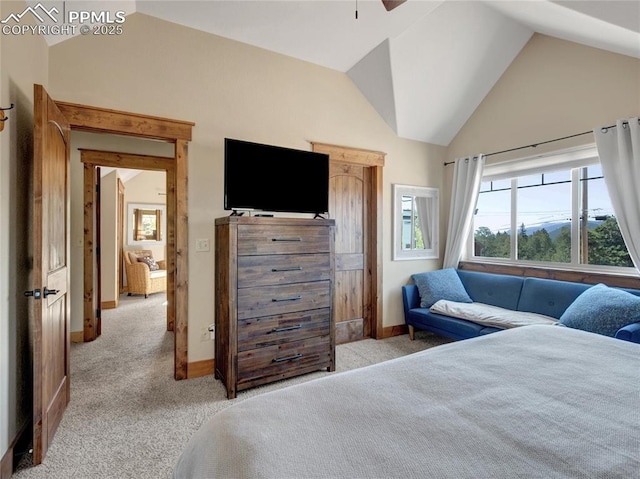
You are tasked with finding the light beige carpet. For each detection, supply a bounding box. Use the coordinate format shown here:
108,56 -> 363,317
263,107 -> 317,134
14,292 -> 451,478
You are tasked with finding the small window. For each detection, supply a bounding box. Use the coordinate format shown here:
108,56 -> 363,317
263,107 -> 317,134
127,203 -> 166,245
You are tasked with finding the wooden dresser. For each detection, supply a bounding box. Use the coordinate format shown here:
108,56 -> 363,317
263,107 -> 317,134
214,216 -> 335,398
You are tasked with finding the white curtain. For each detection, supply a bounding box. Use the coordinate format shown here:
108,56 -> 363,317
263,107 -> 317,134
593,117 -> 640,272
443,155 -> 485,269
415,196 -> 432,249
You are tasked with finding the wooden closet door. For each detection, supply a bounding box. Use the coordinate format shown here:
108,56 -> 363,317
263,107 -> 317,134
329,162 -> 369,343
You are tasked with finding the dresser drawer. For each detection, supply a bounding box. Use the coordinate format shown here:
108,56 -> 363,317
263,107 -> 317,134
238,281 -> 331,320
238,309 -> 330,352
237,335 -> 331,386
238,254 -> 330,288
237,225 -> 331,256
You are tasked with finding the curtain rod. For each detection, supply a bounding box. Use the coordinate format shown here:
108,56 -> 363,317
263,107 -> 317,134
443,122 -> 626,166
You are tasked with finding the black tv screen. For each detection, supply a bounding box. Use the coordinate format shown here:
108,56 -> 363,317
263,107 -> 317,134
224,138 -> 329,215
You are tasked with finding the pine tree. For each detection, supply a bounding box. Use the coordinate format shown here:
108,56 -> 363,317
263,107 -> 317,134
588,217 -> 632,267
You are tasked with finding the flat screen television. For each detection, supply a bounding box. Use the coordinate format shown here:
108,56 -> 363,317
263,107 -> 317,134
224,138 -> 330,215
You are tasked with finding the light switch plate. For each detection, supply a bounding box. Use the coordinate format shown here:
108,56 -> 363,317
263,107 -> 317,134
195,238 -> 210,252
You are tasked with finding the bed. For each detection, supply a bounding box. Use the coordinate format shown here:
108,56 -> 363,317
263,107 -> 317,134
174,325 -> 640,478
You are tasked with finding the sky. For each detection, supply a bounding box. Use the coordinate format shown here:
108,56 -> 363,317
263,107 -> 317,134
474,164 -> 614,234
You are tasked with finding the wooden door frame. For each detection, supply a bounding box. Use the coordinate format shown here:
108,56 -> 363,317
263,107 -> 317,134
81,150 -> 174,327
117,178 -> 125,295
311,142 -> 385,339
55,100 -> 193,380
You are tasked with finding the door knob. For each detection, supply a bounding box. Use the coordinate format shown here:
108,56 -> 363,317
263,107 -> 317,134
43,287 -> 59,298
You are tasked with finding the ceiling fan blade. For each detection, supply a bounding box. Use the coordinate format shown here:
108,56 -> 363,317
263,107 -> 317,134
382,0 -> 407,11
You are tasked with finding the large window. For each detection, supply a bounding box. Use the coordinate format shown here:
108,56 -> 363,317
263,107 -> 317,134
470,146 -> 632,271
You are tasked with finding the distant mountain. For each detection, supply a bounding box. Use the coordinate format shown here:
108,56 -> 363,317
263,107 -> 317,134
522,221 -> 604,240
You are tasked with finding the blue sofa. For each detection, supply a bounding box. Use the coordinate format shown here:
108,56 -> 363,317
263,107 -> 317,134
402,269 -> 640,344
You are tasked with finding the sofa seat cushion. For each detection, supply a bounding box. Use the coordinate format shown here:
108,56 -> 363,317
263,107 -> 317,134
407,309 -> 495,340
412,268 -> 472,308
559,283 -> 640,337
431,300 -> 558,330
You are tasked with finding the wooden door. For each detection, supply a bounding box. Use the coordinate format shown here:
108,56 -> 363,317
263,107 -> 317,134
329,162 -> 369,343
31,84 -> 71,464
314,142 -> 384,340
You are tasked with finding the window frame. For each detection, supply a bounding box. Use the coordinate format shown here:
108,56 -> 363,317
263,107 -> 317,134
127,202 -> 167,246
464,144 -> 635,275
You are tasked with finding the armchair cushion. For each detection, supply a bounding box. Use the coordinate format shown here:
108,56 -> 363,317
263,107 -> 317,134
137,256 -> 159,271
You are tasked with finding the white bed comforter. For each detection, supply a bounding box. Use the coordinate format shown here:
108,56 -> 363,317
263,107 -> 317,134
174,325 -> 640,479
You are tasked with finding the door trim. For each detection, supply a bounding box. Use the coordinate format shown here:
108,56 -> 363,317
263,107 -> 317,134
311,142 -> 385,339
55,99 -> 193,380
117,178 -> 125,296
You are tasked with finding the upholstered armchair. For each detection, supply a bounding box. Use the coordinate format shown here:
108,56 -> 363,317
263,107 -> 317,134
124,250 -> 167,298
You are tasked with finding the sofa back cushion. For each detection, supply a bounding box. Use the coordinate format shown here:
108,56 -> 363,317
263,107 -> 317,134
517,277 -> 590,319
457,270 -> 523,310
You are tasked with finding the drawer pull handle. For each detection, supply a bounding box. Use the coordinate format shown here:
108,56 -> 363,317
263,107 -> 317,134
272,324 -> 302,333
272,296 -> 301,302
272,237 -> 302,242
272,353 -> 303,363
271,266 -> 303,272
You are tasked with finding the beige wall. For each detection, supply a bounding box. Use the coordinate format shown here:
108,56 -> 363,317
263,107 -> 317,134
49,13 -> 444,362
448,34 -> 640,163
0,0 -> 49,460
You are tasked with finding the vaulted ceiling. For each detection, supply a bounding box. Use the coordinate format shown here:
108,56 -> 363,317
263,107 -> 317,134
38,0 -> 640,146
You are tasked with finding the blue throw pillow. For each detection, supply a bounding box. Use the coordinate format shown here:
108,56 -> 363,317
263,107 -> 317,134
559,283 -> 640,337
411,268 -> 472,308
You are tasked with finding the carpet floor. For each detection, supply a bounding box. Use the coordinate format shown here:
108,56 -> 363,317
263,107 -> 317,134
14,292 -> 451,478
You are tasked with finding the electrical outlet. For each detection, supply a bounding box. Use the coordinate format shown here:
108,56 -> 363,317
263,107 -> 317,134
196,238 -> 210,252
